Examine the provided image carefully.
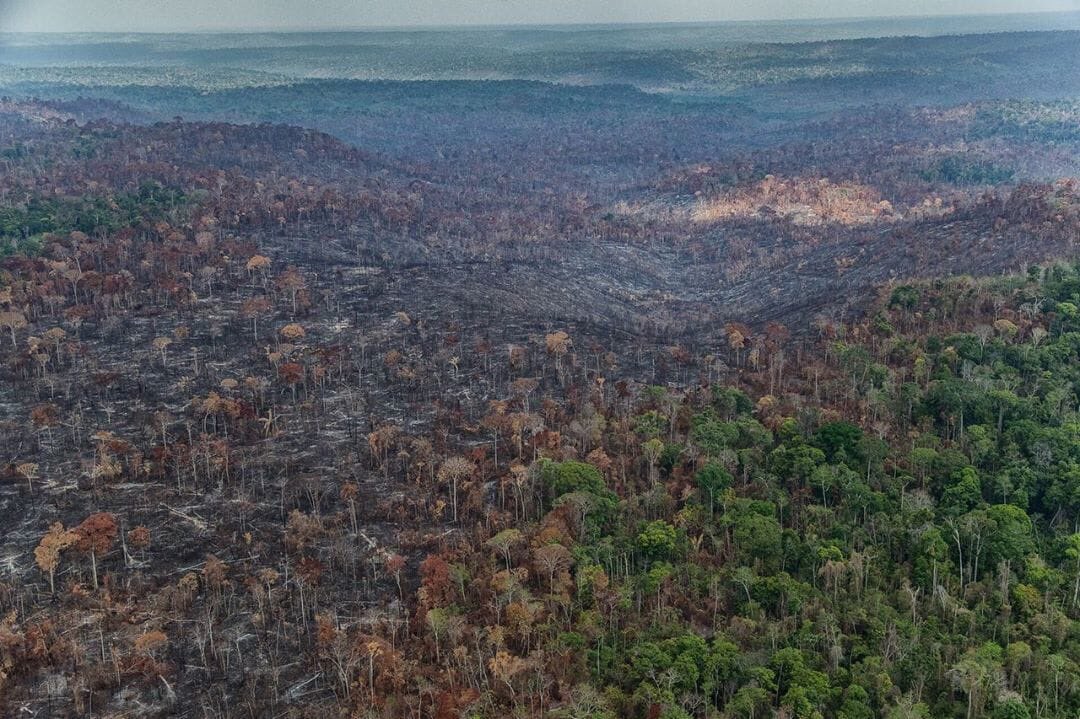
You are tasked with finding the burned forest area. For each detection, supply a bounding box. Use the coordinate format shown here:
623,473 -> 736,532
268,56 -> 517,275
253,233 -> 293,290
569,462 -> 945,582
1,21 -> 1080,719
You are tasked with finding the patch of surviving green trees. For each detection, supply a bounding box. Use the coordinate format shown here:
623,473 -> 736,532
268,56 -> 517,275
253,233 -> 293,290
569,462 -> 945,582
539,264 -> 1080,719
0,182 -> 194,256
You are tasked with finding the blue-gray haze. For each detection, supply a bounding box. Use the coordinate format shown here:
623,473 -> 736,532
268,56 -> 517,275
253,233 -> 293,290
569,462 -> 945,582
2,0 -> 1078,32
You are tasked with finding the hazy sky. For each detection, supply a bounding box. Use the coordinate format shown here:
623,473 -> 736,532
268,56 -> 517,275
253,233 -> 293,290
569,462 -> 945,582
2,0 -> 1078,32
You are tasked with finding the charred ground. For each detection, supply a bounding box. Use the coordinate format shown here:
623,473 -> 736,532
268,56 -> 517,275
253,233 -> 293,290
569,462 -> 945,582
0,23 -> 1078,719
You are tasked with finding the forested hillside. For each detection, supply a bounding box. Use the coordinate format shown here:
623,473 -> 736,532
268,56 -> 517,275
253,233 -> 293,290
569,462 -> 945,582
0,26 -> 1078,718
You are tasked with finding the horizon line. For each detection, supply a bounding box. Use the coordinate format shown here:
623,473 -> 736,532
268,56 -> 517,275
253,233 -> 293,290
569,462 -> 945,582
2,8 -> 1078,36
